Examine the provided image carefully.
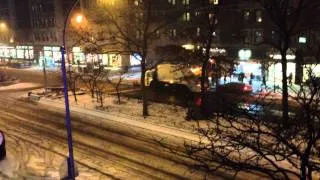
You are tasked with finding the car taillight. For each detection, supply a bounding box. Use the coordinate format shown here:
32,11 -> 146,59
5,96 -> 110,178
195,97 -> 202,107
243,86 -> 248,91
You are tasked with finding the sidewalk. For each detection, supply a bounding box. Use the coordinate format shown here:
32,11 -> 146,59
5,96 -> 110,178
39,98 -> 201,143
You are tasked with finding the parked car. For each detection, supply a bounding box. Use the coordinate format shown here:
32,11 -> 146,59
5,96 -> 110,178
0,131 -> 6,160
216,82 -> 253,94
186,83 -> 253,120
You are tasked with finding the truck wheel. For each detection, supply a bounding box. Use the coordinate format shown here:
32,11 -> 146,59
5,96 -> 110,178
150,81 -> 159,90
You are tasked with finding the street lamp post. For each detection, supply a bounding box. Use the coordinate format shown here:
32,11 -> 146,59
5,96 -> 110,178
60,0 -> 80,179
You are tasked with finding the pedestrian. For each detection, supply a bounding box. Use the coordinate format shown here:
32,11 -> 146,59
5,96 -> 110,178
239,72 -> 245,82
288,72 -> 293,85
249,72 -> 254,85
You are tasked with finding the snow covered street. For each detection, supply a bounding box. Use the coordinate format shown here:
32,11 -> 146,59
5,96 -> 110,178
0,92 -> 218,179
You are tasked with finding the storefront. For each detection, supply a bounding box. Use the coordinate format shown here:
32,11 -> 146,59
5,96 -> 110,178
38,46 -> 61,67
0,45 -> 34,64
72,47 -> 86,65
0,46 -> 15,60
72,47 -> 126,69
16,46 -> 34,60
234,48 -> 263,81
268,63 -> 320,86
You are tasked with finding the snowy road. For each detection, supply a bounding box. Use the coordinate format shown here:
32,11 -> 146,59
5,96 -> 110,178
0,92 -> 215,179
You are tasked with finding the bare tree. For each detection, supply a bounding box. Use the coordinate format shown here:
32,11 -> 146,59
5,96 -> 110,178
190,1 -> 218,110
80,61 -> 106,102
156,73 -> 319,179
78,1 -> 182,117
256,0 -> 317,125
68,71 -> 81,103
107,69 -> 127,105
95,77 -> 108,108
183,1 -> 238,117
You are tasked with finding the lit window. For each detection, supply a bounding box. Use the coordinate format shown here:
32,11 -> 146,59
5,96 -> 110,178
243,30 -> 251,44
196,27 -> 200,36
182,0 -> 189,5
256,10 -> 262,23
209,13 -> 214,19
136,30 -> 142,39
168,0 -> 176,5
209,0 -> 219,5
271,30 -> 276,40
255,30 -> 263,43
170,29 -> 177,37
244,10 -> 250,20
134,0 -> 139,6
183,12 -> 190,21
156,30 -> 160,37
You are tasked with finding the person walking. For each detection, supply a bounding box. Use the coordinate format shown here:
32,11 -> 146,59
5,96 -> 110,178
239,72 -> 245,82
249,72 -> 254,85
288,72 -> 293,85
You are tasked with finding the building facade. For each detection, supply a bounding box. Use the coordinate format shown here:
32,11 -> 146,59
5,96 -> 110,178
0,0 -> 77,67
0,0 -> 318,78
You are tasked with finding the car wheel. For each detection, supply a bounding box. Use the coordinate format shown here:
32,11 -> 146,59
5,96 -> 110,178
149,80 -> 158,89
0,132 -> 5,160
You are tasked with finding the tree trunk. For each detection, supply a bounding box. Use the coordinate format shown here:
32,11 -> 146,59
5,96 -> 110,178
141,57 -> 148,117
300,156 -> 308,180
307,164 -> 312,180
73,83 -> 77,103
91,89 -> 94,98
116,86 -> 121,104
295,49 -> 304,85
261,61 -> 267,86
281,51 -> 289,126
72,76 -> 77,103
100,92 -> 103,107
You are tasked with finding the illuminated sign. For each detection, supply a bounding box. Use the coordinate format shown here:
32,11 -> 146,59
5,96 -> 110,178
298,37 -> 307,44
238,49 -> 252,60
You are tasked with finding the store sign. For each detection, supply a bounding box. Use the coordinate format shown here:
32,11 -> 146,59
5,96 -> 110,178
17,46 -> 33,50
109,54 -> 121,67
238,49 -> 252,60
44,46 -> 60,51
72,47 -> 81,53
182,44 -> 195,50
298,36 -> 307,44
270,54 -> 296,60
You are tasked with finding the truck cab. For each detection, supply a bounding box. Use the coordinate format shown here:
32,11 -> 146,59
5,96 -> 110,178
145,63 -> 201,93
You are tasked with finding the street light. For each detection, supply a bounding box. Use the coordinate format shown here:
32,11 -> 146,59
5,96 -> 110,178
60,0 -> 80,179
75,14 -> 84,24
0,23 -> 7,29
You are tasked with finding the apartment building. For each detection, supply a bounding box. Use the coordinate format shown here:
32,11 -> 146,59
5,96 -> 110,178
0,0 -> 317,75
0,0 -> 77,67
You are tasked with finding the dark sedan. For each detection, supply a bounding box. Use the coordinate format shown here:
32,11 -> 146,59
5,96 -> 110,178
186,83 -> 254,120
216,82 -> 253,94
